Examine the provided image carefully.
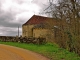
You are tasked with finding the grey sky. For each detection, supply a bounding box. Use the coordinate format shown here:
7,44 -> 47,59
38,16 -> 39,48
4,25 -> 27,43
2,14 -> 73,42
0,0 -> 57,36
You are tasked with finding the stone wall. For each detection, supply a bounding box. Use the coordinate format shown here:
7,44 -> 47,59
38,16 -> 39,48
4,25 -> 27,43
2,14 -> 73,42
22,25 -> 55,42
33,28 -> 48,38
22,25 -> 34,37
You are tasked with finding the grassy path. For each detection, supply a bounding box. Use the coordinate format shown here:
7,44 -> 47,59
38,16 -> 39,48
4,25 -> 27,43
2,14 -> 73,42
0,42 -> 80,60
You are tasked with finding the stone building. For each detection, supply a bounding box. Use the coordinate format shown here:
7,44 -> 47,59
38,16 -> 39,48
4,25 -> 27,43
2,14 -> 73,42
22,15 -> 57,41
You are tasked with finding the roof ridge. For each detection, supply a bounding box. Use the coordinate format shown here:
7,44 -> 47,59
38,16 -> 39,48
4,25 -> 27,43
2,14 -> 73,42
23,15 -> 53,25
33,15 -> 52,19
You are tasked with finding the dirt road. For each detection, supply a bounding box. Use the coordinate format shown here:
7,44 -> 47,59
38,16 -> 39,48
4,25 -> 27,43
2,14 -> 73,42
0,44 -> 50,60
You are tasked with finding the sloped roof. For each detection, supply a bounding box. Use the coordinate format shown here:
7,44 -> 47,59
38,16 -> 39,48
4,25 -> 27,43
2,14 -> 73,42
23,15 -> 53,25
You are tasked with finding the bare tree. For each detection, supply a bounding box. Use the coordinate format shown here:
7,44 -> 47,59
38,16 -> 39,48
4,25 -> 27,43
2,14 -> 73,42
45,0 -> 80,54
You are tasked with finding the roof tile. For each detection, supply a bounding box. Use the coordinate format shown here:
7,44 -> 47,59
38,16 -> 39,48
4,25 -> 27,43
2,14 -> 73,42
23,15 -> 52,25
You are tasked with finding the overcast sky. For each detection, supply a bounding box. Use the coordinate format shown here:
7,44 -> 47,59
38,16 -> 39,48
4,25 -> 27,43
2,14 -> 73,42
0,0 -> 57,36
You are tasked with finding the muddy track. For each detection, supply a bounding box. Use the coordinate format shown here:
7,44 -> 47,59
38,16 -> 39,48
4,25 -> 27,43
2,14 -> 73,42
0,44 -> 50,60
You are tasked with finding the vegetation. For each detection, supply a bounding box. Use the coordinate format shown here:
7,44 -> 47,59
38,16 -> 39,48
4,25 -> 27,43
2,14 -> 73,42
44,0 -> 80,55
0,41 -> 80,60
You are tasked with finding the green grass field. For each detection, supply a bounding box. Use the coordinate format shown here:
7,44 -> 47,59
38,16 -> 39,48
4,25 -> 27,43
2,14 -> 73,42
0,41 -> 80,60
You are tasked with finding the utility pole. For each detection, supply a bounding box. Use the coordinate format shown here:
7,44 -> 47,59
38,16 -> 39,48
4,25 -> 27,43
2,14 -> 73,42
18,26 -> 19,37
0,1 -> 1,11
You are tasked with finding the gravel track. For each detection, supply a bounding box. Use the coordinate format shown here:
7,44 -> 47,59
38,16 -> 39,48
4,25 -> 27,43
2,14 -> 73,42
0,44 -> 50,60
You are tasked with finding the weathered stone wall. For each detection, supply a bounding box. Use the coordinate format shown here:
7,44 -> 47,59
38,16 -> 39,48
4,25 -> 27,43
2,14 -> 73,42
0,36 -> 46,44
33,28 -> 55,42
33,28 -> 48,38
22,25 -> 55,42
22,25 -> 34,37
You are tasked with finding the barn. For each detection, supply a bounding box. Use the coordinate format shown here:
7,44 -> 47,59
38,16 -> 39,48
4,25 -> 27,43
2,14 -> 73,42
22,15 -> 57,42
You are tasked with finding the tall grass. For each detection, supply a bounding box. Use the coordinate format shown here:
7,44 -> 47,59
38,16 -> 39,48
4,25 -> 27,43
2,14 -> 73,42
0,41 -> 80,60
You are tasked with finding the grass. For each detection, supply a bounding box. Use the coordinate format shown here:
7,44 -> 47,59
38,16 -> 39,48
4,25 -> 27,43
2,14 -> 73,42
0,41 -> 80,60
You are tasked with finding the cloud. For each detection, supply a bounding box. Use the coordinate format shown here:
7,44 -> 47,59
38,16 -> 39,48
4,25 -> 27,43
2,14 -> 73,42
0,0 -> 49,36
0,26 -> 22,36
32,0 -> 49,10
1,0 -> 41,23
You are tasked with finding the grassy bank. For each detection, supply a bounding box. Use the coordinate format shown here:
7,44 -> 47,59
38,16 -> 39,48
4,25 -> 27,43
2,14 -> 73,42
0,41 -> 80,60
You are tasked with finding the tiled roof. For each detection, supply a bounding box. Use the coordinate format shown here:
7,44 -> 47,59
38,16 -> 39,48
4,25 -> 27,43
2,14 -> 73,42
23,15 -> 53,25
